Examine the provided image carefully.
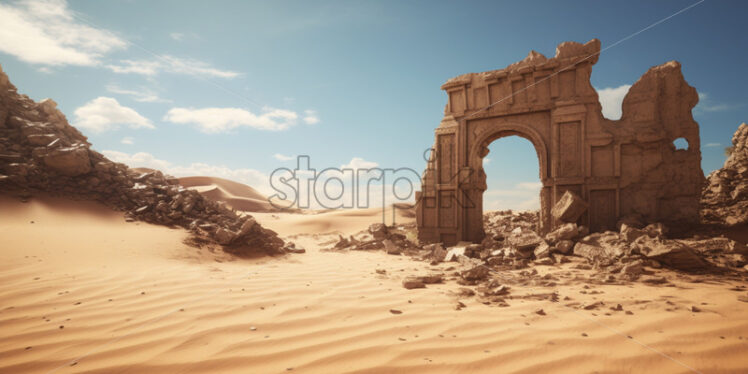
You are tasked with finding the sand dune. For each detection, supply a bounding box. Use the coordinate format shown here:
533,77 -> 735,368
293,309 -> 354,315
253,205 -> 415,237
1,195 -> 748,373
178,176 -> 277,212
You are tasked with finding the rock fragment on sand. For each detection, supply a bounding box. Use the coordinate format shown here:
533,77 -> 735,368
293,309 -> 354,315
369,223 -> 388,240
444,246 -> 466,262
460,265 -> 490,281
634,236 -> 706,271
402,278 -> 426,289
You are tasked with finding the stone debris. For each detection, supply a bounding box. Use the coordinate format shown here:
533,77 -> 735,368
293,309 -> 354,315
402,278 -> 426,289
0,64 -> 285,256
702,123 -> 748,226
633,236 -> 707,271
551,191 -> 588,223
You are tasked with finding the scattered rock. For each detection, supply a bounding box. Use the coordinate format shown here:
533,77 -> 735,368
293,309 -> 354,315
460,265 -> 490,282
369,223 -> 388,240
634,236 -> 707,271
402,278 -> 426,289
551,191 -> 588,223
444,245 -> 467,262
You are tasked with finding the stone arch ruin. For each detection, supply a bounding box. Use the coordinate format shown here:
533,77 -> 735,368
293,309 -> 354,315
416,39 -> 705,246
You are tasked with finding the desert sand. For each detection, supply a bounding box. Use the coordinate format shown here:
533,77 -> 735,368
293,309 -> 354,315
1,193 -> 747,374
179,176 -> 277,213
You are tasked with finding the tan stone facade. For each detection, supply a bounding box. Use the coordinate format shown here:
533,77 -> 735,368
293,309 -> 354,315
416,39 -> 704,246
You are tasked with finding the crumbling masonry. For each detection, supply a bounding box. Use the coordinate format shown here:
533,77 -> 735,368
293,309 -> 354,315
416,39 -> 705,246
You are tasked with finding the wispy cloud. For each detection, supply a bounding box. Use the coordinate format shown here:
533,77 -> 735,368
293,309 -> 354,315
106,84 -> 169,103
484,181 -> 542,211
340,157 -> 379,170
695,92 -> 740,113
121,136 -> 134,145
106,55 -> 240,79
169,32 -> 184,41
164,106 -> 299,133
73,97 -> 154,133
274,153 -> 294,161
303,109 -> 320,125
0,0 -> 126,66
596,84 -> 631,120
704,142 -> 722,147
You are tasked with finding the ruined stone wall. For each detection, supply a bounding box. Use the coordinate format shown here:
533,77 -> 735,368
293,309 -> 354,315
416,39 -> 704,246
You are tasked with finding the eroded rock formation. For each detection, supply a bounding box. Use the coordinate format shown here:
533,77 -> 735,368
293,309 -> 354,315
0,64 -> 286,256
416,39 -> 705,246
702,123 -> 748,226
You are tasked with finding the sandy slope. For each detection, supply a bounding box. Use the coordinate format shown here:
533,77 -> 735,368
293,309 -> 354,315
1,195 -> 748,374
253,205 -> 415,237
178,176 -> 276,212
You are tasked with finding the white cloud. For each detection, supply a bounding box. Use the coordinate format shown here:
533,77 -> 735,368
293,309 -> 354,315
106,84 -> 169,103
121,136 -> 134,145
596,84 -> 631,120
106,55 -> 239,79
164,106 -> 298,133
695,92 -> 738,113
102,150 -> 273,195
704,142 -> 721,147
0,0 -> 126,66
274,153 -> 294,161
516,181 -> 542,190
169,32 -> 184,41
484,181 -> 542,211
483,157 -> 491,165
73,97 -> 154,133
303,109 -> 320,125
102,150 -> 171,171
341,157 -> 379,170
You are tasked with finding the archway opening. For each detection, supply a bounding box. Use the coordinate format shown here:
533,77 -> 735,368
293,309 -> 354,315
481,136 -> 542,216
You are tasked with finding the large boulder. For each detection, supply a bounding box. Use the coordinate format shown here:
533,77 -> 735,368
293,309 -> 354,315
43,146 -> 91,176
633,236 -> 707,271
551,191 -> 588,223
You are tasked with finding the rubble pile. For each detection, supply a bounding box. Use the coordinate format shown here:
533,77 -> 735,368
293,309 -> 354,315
339,213 -> 746,304
330,223 -> 420,255
702,123 -> 748,226
0,64 -> 286,256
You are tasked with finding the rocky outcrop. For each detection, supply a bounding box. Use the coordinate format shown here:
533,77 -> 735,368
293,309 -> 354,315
0,64 -> 285,256
702,123 -> 748,226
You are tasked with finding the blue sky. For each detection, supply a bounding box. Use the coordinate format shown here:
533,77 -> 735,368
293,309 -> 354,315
0,0 -> 746,210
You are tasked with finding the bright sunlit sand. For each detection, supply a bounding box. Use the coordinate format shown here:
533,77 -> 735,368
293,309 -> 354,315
1,195 -> 748,373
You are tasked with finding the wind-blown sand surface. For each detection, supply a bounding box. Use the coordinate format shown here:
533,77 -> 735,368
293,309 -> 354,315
1,194 -> 748,373
178,176 -> 276,212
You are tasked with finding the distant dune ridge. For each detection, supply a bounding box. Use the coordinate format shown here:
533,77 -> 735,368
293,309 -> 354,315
179,176 -> 276,212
